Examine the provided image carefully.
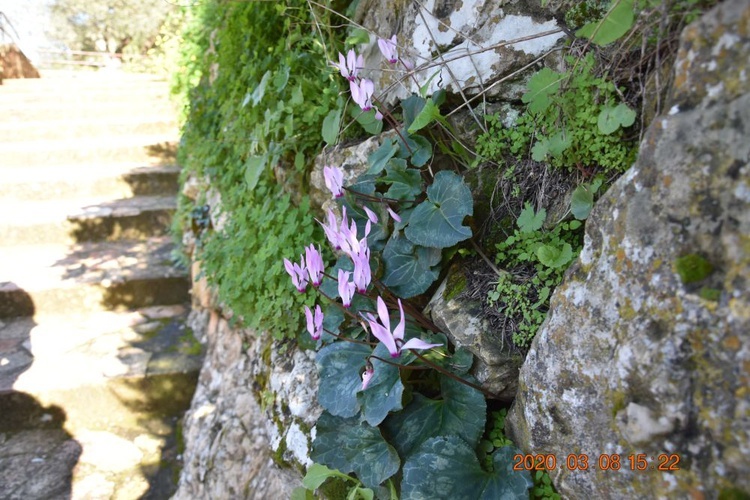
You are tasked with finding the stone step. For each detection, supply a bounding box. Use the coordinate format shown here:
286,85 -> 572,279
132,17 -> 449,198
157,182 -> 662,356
0,117 -> 176,143
1,101 -> 176,122
0,135 -> 177,166
0,195 -> 177,245
0,85 -> 169,102
0,164 -> 181,201
0,305 -> 202,498
0,238 -> 189,318
0,72 -> 169,93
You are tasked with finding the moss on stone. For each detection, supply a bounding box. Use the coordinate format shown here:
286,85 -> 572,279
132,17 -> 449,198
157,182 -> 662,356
674,253 -> 714,284
699,287 -> 721,302
443,266 -> 468,302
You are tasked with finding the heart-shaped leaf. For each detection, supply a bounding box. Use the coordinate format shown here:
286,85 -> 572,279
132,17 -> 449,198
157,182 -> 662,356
383,374 -> 486,458
401,437 -> 532,499
597,102 -> 636,134
357,343 -> 407,426
383,162 -> 423,201
381,236 -> 441,298
311,412 -> 400,489
522,68 -> 564,114
536,242 -> 574,269
316,342 -> 372,417
405,171 -> 473,249
367,138 -> 399,175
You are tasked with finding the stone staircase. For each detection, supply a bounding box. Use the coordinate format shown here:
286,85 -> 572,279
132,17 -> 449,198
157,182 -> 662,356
0,71 -> 201,499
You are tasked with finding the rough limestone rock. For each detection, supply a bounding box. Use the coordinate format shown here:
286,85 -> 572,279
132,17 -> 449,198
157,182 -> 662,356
355,0 -> 565,103
173,314 -> 319,499
507,1 -> 750,498
428,266 -> 523,400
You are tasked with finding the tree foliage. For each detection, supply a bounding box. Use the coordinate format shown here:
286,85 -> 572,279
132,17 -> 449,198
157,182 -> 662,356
48,0 -> 174,54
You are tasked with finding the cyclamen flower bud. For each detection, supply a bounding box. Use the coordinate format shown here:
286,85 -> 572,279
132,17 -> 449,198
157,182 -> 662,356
323,166 -> 344,198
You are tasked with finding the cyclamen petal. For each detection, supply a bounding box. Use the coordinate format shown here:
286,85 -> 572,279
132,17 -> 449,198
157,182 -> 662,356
304,305 -> 324,340
350,79 -> 375,112
318,209 -> 342,250
400,337 -> 443,351
338,269 -> 355,308
361,365 -> 375,391
368,320 -> 399,357
387,206 -> 401,222
352,248 -> 371,293
305,244 -> 324,287
323,166 -> 344,198
283,257 -> 307,292
377,35 -> 398,64
363,206 -> 378,224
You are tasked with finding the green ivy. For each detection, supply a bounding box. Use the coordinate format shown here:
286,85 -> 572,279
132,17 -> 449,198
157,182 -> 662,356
174,0 -> 349,339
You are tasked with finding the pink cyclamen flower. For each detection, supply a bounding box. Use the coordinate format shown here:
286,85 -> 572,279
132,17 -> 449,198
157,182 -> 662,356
338,269 -> 356,308
318,209 -> 342,250
323,166 -> 344,199
304,304 -> 324,340
283,257 -> 308,293
350,78 -> 375,112
387,206 -> 401,222
352,247 -> 371,293
363,206 -> 378,224
333,50 -> 363,81
361,364 -> 375,390
377,35 -> 398,64
367,297 -> 442,358
305,244 -> 325,287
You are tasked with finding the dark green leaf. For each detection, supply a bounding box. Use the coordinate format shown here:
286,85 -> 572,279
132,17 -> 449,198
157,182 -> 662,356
576,0 -> 635,46
381,236 -> 441,298
311,412 -> 400,489
316,342 -> 372,417
383,163 -> 423,201
401,95 -> 426,131
405,171 -> 473,248
357,343 -> 406,426
368,138 -> 399,175
383,374 -> 486,458
401,437 -> 532,500
404,135 -> 433,167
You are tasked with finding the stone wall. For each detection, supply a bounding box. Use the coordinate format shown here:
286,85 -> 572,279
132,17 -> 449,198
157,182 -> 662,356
173,1 -> 750,498
507,1 -> 750,497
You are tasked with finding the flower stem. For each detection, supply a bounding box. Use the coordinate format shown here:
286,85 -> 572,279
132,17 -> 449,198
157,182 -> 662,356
411,350 -> 500,399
